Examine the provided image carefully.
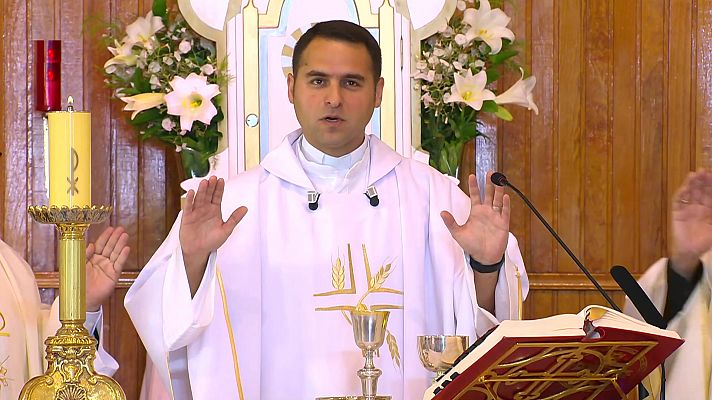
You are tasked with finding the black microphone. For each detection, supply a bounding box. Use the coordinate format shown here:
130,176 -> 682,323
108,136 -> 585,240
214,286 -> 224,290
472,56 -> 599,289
610,265 -> 666,328
610,264 -> 668,400
307,191 -> 320,211
364,185 -> 379,207
491,172 -> 621,311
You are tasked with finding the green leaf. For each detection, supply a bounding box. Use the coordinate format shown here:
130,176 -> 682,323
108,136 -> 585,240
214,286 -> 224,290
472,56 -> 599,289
438,150 -> 450,176
481,100 -> 499,114
485,69 -> 501,84
128,108 -> 162,125
489,48 -> 519,65
495,105 -> 514,121
152,0 -> 168,19
130,68 -> 151,93
460,122 -> 478,141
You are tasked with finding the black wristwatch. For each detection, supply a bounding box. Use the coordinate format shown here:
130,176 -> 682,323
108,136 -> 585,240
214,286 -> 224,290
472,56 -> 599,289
469,255 -> 505,273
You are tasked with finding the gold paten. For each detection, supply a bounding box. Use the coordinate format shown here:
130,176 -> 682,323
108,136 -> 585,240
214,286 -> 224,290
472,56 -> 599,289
20,205 -> 125,400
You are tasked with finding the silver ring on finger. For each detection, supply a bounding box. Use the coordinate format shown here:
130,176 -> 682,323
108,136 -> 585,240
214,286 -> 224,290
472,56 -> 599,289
492,205 -> 502,212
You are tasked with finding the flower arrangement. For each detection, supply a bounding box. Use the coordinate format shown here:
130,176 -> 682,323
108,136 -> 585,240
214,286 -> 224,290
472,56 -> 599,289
102,0 -> 227,177
414,0 -> 538,177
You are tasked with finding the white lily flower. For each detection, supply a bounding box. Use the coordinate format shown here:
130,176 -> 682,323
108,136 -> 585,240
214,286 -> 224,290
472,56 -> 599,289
125,11 -> 164,49
463,0 -> 515,54
494,68 -> 538,114
444,70 -> 495,111
104,40 -> 137,70
164,73 -> 220,131
120,92 -> 166,119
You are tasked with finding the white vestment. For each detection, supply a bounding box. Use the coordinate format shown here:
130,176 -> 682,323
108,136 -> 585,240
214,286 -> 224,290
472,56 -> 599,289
0,240 -> 118,400
624,254 -> 712,399
126,131 -> 529,400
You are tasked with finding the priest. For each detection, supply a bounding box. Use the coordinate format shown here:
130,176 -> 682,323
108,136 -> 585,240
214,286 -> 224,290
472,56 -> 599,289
0,226 -> 129,400
625,170 -> 712,399
126,20 -> 528,400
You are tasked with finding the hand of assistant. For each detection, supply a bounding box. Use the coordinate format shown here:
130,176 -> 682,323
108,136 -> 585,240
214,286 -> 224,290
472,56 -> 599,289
671,169 -> 712,278
86,226 -> 130,311
441,172 -> 510,265
180,176 -> 248,270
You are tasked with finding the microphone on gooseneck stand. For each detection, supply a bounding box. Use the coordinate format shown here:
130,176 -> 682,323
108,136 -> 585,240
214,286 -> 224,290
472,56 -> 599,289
610,265 -> 668,400
490,172 -> 622,312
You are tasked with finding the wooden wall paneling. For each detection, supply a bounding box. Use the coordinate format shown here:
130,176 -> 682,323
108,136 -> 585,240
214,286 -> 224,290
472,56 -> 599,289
638,0 -> 666,274
113,0 -> 141,274
610,0 -> 639,272
582,0 -> 612,273
138,140 -> 169,268
523,290 -> 555,320
86,0 -> 114,238
556,0 -> 584,274
527,0 -> 556,274
557,290 -> 584,315
109,289 -> 145,400
500,0 -> 531,270
696,0 -> 712,169
60,0 -> 85,111
2,0 -> 30,256
666,0 -> 695,228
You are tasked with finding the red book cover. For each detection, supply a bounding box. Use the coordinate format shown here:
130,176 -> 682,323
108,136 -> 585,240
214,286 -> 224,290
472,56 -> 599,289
424,306 -> 684,400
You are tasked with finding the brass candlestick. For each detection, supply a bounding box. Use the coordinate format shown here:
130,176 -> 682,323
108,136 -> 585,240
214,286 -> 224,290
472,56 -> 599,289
20,205 -> 125,400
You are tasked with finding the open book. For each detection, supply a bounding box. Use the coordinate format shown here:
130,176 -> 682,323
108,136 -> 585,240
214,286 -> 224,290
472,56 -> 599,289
423,305 -> 684,400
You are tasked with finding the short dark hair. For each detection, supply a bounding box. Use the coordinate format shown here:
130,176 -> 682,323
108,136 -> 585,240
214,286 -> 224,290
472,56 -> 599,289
292,20 -> 382,80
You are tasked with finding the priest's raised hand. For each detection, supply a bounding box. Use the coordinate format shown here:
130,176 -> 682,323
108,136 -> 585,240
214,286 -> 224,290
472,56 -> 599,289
86,226 -> 130,312
440,172 -> 510,313
180,176 -> 248,294
670,169 -> 712,280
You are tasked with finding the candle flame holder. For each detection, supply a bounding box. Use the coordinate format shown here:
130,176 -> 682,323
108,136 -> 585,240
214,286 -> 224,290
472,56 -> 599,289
20,205 -> 125,400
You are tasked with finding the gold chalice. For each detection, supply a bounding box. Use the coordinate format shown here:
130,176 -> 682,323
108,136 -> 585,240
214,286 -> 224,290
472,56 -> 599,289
417,335 -> 469,381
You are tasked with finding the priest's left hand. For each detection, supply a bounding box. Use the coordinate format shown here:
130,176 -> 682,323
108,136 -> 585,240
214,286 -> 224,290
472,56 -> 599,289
86,226 -> 130,312
441,172 -> 509,265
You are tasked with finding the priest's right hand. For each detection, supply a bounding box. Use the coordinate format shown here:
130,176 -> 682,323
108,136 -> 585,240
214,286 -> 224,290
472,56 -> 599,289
670,169 -> 712,280
180,176 -> 248,295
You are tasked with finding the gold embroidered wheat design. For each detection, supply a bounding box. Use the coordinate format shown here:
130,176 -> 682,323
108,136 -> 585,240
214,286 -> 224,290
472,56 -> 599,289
332,257 -> 345,290
386,329 -> 401,368
316,244 -> 403,368
356,263 -> 393,310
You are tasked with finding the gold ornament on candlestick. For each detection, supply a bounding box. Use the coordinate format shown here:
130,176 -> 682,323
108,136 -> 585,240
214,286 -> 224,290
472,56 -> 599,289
20,98 -> 125,400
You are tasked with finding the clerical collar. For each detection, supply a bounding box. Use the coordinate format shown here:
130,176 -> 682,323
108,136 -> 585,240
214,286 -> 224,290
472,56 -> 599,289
299,135 -> 368,171
295,133 -> 371,193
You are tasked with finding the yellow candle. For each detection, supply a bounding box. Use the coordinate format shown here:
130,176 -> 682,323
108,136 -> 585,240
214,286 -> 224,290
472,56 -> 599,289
48,97 -> 91,207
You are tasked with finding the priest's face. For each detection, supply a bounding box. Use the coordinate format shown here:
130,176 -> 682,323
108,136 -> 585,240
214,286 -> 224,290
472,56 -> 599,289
288,37 -> 384,157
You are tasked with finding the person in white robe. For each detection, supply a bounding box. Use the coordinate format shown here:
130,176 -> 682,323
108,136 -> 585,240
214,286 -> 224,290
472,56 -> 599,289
625,170 -> 712,399
126,20 -> 529,400
0,226 -> 129,400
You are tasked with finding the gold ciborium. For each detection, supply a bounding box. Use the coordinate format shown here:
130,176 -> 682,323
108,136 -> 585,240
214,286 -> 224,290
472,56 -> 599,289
417,335 -> 469,382
20,205 -> 125,400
